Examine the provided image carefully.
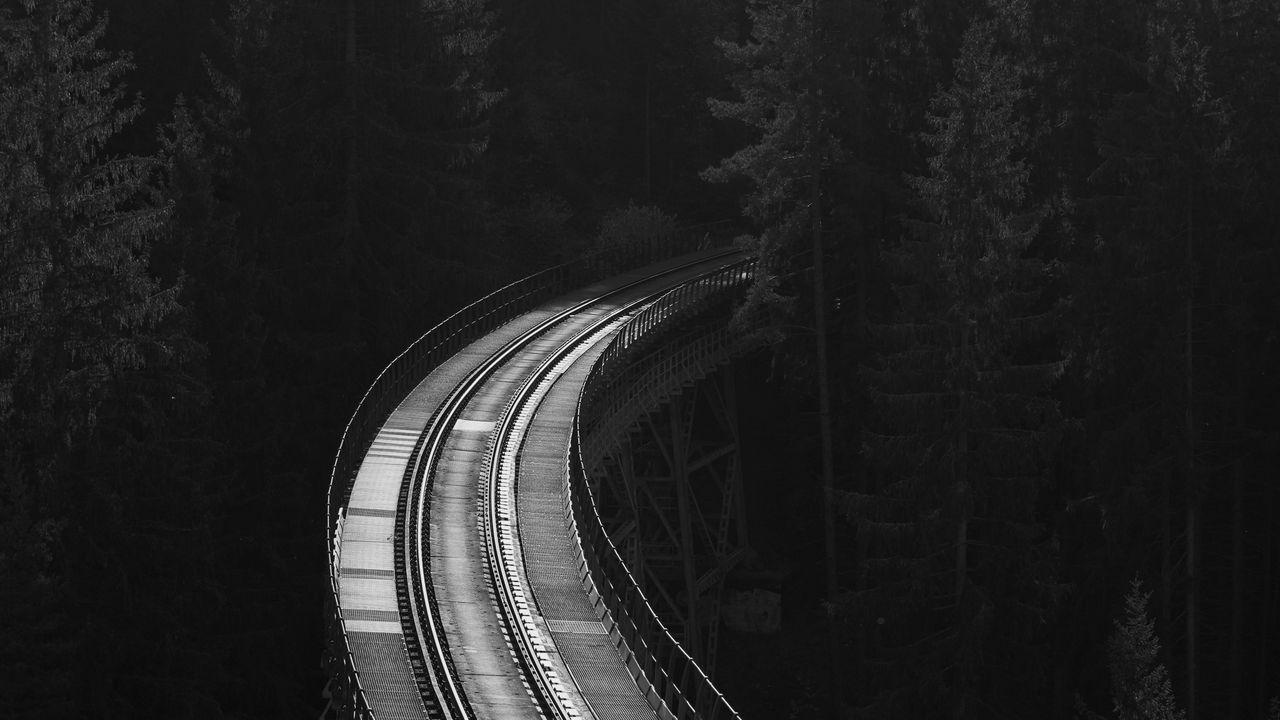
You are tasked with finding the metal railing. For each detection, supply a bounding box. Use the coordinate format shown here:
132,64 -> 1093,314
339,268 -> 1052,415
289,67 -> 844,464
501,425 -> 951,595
587,257 -> 754,394
562,257 -> 760,720
580,258 -> 759,464
324,222 -> 732,720
569,396 -> 739,720
581,321 -> 764,471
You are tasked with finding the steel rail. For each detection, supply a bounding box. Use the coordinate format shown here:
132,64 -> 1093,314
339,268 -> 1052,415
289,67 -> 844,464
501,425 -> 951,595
482,314 -> 635,720
478,259 -> 757,720
481,293 -> 702,720
401,249 -> 745,719
565,268 -> 759,720
327,222 -> 733,719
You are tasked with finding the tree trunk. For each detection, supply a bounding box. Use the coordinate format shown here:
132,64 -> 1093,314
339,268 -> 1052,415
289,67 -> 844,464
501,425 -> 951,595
1229,328 -> 1244,720
1259,475 -> 1274,720
812,97 -> 841,720
957,325 -> 971,604
644,61 -> 652,203
808,3 -> 840,718
1184,175 -> 1198,720
1162,471 -> 1173,640
1185,485 -> 1198,720
343,0 -> 359,250
953,325 -> 970,720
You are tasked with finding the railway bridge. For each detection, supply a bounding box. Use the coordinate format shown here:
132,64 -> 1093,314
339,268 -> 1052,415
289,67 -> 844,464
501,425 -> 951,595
324,229 -> 764,720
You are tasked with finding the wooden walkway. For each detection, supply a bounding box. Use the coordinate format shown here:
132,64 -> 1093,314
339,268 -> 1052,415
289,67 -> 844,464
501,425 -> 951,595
517,340 -> 651,720
334,252 -> 741,720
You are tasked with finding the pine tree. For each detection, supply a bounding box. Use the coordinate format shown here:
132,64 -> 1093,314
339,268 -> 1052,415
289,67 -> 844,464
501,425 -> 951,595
701,0 -> 881,345
1107,577 -> 1186,720
845,9 -> 1064,717
0,0 -> 176,489
702,0 -> 831,319
0,1 -> 179,716
329,0 -> 505,353
704,4 -> 879,716
1076,5 -> 1246,716
346,0 -> 503,246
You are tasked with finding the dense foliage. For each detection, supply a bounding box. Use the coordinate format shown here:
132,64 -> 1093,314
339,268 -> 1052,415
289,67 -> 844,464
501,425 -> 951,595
1,0 -> 1276,718
707,0 -> 1278,718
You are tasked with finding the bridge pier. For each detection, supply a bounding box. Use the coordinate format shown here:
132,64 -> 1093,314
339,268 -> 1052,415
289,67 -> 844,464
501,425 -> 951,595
590,369 -> 750,678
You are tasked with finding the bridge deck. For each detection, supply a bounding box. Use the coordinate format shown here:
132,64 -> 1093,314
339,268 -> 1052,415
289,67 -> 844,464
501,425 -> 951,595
336,251 -> 737,720
519,343 -> 649,720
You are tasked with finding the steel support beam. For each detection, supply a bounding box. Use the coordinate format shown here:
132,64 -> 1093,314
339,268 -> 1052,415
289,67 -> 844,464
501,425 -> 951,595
593,369 -> 748,677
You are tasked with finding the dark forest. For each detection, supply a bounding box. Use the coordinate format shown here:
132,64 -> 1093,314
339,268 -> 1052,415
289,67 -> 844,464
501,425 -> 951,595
2,0 -> 1278,718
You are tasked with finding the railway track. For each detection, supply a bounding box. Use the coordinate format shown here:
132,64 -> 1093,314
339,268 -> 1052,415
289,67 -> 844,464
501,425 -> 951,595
392,250 -> 746,720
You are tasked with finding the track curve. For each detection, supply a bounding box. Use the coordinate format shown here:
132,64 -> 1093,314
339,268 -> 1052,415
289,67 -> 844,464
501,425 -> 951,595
329,249 -> 747,720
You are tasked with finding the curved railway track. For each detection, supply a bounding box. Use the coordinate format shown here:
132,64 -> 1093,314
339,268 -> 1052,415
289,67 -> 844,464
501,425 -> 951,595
385,250 -> 745,720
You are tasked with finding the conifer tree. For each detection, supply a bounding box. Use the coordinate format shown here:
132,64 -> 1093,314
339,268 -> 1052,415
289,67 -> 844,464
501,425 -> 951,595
704,4 -> 878,715
701,0 -> 879,350
845,9 -> 1064,717
1107,577 -> 1186,720
1,1 -> 179,715
318,0 -> 503,350
346,0 -> 503,246
0,0 -> 176,487
701,0 -> 832,320
1078,6 -> 1241,716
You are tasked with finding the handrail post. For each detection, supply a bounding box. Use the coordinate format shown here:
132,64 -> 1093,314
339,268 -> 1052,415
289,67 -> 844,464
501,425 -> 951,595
568,254 -> 754,720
